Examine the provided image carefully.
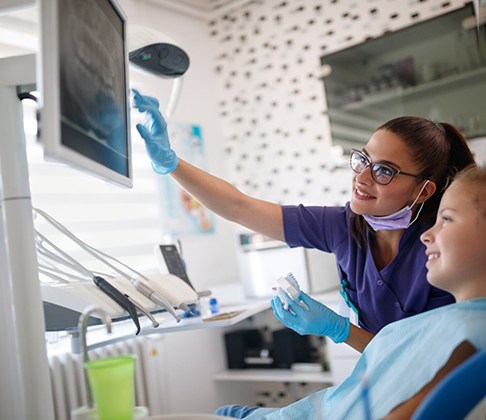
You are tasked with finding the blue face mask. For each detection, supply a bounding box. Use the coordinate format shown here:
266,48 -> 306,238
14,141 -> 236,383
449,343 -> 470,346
363,180 -> 430,231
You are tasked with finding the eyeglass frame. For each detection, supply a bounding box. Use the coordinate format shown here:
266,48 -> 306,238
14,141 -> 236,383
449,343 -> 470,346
349,149 -> 426,185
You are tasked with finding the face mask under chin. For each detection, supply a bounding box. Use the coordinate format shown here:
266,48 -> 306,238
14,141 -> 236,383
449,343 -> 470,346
363,180 -> 430,231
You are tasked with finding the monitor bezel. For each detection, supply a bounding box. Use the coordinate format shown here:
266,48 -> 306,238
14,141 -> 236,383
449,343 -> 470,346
38,0 -> 133,188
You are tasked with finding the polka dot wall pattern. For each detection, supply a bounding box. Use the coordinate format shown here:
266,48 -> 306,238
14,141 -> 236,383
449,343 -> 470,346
210,0 -> 467,206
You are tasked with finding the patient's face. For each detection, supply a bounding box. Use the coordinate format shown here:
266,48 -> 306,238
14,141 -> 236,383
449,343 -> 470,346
420,181 -> 486,301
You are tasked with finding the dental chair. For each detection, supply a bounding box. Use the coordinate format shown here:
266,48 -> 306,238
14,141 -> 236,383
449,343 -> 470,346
147,414 -> 233,420
412,350 -> 486,419
146,352 -> 486,420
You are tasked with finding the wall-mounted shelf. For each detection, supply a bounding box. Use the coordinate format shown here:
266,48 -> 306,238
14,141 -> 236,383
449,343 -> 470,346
321,3 -> 486,148
340,66 -> 486,112
47,298 -> 271,356
213,368 -> 334,384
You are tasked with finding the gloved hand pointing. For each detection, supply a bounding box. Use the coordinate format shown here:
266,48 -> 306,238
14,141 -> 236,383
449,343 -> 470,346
132,89 -> 179,174
271,291 -> 350,344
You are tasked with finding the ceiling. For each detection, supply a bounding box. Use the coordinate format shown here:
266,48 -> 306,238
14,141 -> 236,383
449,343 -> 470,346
0,6 -> 37,58
148,0 -> 224,13
144,0 -> 254,19
0,0 -> 253,58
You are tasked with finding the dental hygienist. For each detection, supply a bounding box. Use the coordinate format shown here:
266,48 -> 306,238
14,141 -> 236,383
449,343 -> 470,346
133,90 -> 475,352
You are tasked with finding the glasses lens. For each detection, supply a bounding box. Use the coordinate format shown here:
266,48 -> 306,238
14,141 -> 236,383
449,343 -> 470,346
350,151 -> 368,173
372,164 -> 395,185
350,151 -> 398,185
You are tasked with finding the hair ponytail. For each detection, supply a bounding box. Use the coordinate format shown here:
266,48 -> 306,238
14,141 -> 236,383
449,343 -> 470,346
422,121 -> 475,219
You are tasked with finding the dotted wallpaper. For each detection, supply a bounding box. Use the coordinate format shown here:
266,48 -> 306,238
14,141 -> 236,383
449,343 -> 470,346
209,0 -> 468,206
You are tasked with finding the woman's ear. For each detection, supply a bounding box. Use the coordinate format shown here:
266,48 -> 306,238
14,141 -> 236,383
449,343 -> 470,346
418,180 -> 437,203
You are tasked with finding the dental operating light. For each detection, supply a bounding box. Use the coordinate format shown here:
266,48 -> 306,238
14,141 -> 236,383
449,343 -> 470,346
129,43 -> 189,78
128,25 -> 190,117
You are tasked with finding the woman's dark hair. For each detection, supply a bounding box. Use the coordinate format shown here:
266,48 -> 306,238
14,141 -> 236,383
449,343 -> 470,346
352,116 -> 476,246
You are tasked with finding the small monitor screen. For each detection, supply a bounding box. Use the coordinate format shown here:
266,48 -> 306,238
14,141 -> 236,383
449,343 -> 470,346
39,0 -> 132,187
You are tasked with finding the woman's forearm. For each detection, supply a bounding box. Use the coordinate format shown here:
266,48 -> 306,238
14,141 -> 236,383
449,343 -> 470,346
171,159 -> 285,240
344,324 -> 375,353
171,159 -> 246,221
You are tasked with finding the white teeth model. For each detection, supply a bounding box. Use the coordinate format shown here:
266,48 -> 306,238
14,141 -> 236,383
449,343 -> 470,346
275,273 -> 309,310
428,253 -> 439,260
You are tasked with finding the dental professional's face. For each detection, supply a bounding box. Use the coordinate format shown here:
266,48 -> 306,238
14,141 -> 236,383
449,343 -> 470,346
420,181 -> 486,301
350,129 -> 426,217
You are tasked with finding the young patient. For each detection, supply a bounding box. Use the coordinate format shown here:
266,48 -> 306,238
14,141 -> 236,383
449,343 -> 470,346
216,165 -> 486,419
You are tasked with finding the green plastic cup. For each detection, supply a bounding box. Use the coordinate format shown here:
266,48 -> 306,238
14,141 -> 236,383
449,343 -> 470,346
85,355 -> 136,420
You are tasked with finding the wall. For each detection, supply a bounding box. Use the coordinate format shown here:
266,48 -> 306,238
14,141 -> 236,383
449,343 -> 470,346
114,0 -> 470,293
124,3 -> 475,412
26,0 -> 471,302
209,0 -> 469,206
23,0 -> 474,294
115,0 -> 241,290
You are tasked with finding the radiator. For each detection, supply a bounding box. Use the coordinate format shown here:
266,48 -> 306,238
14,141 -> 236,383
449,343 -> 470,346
48,336 -> 161,420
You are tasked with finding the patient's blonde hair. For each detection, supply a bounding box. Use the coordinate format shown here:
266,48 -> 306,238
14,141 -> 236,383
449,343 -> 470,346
452,165 -> 486,218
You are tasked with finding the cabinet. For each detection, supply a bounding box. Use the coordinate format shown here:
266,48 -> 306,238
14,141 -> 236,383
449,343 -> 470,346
321,3 -> 486,152
212,369 -> 334,407
210,293 -> 359,409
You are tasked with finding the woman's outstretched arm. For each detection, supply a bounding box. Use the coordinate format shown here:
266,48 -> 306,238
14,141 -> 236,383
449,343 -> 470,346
171,159 -> 285,240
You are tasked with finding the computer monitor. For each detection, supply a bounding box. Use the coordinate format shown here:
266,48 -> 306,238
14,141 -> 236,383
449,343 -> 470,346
38,0 -> 132,188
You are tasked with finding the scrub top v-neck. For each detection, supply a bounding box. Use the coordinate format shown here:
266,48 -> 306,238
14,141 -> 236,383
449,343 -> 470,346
282,202 -> 454,333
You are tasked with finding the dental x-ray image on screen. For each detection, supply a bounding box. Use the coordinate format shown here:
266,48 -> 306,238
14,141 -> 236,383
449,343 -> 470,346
39,0 -> 132,187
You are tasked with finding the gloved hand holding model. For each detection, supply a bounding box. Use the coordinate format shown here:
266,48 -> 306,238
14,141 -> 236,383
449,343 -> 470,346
132,89 -> 179,174
271,291 -> 350,344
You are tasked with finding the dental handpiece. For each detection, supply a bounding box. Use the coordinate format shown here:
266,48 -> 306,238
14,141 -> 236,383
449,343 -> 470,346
130,278 -> 181,323
93,276 -> 141,334
124,294 -> 159,328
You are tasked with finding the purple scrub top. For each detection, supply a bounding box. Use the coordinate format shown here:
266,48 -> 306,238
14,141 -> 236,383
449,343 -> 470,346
282,203 -> 454,334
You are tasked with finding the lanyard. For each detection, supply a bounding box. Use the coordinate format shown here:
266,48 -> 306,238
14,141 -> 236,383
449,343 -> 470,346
339,279 -> 359,325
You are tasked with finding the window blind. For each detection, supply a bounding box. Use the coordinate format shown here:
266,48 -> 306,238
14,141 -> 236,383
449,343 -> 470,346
24,99 -> 164,283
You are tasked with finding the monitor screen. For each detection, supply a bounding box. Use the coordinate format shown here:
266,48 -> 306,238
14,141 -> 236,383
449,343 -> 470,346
38,0 -> 132,187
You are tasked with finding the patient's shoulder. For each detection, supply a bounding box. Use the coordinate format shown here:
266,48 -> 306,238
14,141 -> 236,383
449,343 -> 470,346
385,341 -> 477,419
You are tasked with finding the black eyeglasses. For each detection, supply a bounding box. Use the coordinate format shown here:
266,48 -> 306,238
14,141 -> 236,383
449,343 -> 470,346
349,149 -> 425,185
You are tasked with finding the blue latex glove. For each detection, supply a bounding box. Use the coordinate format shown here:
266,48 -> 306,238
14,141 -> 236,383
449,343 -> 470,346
271,291 -> 350,343
132,89 -> 179,174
